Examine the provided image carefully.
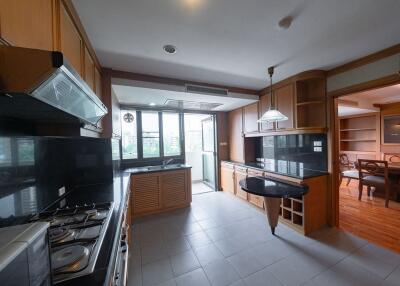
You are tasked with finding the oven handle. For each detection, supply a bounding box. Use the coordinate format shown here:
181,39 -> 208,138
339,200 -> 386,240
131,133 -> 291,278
120,240 -> 129,286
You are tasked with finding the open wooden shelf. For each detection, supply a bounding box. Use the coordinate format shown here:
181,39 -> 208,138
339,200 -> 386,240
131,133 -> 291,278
295,77 -> 326,129
339,114 -> 380,161
340,128 -> 376,132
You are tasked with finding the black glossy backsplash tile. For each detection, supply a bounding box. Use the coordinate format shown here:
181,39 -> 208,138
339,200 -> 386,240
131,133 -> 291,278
0,136 -> 113,227
260,133 -> 327,172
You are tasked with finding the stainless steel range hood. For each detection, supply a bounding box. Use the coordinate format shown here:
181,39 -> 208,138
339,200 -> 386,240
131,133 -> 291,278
0,46 -> 107,126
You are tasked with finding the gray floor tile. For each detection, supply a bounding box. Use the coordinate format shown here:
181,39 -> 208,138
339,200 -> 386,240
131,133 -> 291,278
163,237 -> 191,256
311,257 -> 384,286
170,250 -> 201,276
175,268 -> 211,286
203,259 -> 241,286
141,243 -> 169,265
266,252 -> 329,286
142,258 -> 174,286
214,237 -> 248,257
385,265 -> 400,285
346,244 -> 400,279
128,192 -> 400,286
227,248 -> 265,278
186,231 -> 213,248
244,268 -> 283,286
193,243 -> 225,266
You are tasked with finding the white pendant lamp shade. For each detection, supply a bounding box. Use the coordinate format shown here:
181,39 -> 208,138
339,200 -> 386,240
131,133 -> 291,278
258,66 -> 288,123
258,108 -> 288,123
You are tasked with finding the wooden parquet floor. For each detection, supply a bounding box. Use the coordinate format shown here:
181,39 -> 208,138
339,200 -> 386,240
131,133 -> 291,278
339,180 -> 400,253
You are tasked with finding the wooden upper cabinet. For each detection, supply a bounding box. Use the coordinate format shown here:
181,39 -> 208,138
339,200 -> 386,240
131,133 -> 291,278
243,103 -> 259,133
275,84 -> 294,130
94,68 -> 102,99
84,47 -> 95,91
0,0 -> 54,50
259,93 -> 274,131
228,108 -> 244,163
59,2 -> 83,75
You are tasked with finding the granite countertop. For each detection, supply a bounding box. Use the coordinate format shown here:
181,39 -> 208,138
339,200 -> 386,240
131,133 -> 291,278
239,176 -> 309,198
224,160 -> 327,179
124,163 -> 192,175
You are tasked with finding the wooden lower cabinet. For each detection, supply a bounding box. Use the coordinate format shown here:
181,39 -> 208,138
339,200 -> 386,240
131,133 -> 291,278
221,162 -> 235,193
130,169 -> 191,218
221,162 -> 328,235
234,166 -> 248,200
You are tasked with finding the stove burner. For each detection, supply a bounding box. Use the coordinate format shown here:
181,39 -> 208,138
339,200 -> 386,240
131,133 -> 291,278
51,245 -> 90,271
50,214 -> 87,227
88,210 -> 108,221
49,227 -> 75,243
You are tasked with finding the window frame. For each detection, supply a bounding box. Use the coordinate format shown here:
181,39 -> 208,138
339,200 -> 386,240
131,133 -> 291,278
121,109 -> 185,166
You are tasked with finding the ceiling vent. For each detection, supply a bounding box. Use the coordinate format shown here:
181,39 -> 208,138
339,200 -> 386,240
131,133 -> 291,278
185,84 -> 228,97
164,99 -> 222,110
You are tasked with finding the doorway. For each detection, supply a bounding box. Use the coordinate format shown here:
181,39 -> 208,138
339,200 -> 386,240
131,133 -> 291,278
184,113 -> 217,194
334,84 -> 400,252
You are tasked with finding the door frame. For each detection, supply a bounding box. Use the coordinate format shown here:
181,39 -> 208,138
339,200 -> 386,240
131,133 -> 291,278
184,112 -> 219,192
328,79 -> 400,227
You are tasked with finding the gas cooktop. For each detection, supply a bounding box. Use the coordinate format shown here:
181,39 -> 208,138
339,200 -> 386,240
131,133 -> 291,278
30,202 -> 114,284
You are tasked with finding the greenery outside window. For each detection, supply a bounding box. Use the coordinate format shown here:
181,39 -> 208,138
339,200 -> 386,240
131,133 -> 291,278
121,110 -> 183,162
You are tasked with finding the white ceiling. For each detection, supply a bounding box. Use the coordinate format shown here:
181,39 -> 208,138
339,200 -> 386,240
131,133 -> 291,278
338,84 -> 400,116
346,84 -> 400,105
73,0 -> 400,90
112,84 -> 258,111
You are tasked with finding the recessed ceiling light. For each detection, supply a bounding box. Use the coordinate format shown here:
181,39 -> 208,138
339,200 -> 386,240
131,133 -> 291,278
163,44 -> 177,54
149,102 -> 156,106
278,16 -> 293,30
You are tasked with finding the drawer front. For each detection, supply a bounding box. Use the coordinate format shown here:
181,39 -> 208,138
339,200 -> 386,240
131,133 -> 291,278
248,194 -> 264,209
221,162 -> 235,169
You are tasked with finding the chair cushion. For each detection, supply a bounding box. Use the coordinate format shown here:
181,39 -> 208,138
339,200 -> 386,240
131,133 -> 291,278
342,170 -> 359,179
363,175 -> 385,185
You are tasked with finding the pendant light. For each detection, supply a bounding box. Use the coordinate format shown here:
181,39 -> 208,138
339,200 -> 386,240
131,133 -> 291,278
258,66 -> 288,123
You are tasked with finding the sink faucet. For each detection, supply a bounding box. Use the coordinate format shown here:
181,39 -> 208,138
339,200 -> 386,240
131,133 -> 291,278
162,158 -> 174,166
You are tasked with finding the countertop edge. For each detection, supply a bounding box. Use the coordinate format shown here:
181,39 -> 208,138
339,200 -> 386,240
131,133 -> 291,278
222,160 -> 328,179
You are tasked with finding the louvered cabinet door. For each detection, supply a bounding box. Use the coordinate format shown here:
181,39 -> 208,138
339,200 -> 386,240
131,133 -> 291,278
161,171 -> 188,208
132,174 -> 161,215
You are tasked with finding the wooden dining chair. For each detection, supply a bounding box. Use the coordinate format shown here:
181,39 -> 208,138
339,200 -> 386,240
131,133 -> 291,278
339,154 -> 359,186
357,159 -> 390,207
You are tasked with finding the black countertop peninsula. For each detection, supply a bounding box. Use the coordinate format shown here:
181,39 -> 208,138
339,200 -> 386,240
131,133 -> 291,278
224,160 -> 327,179
239,176 -> 309,198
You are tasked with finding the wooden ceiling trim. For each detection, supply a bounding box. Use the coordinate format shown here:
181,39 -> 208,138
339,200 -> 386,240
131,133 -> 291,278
327,44 -> 400,77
